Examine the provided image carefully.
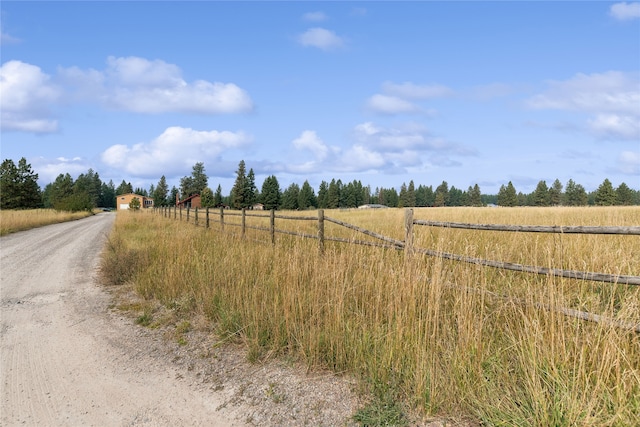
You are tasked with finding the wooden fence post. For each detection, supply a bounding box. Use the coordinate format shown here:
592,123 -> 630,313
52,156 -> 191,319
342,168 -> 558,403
195,207 -> 199,226
404,208 -> 414,257
241,208 -> 246,238
174,206 -> 176,220
187,207 -> 190,223
318,209 -> 325,254
270,209 -> 275,245
220,206 -> 224,230
179,206 -> 182,221
206,207 -> 210,228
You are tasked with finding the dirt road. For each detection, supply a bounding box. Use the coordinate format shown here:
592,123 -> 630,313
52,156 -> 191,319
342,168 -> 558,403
0,213 -> 245,426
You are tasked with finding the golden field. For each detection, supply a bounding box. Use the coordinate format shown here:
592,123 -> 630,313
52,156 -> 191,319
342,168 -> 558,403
103,207 -> 640,426
0,209 -> 94,236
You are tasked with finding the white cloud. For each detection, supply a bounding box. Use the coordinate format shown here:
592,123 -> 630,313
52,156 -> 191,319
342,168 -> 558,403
303,12 -> 327,22
1,31 -> 20,45
381,82 -> 453,99
527,71 -> 640,140
59,56 -> 254,114
365,94 -> 422,115
610,2 -> 640,20
101,126 -> 252,178
366,81 -> 451,115
31,156 -> 90,184
0,60 -> 61,133
588,114 -> 640,140
297,28 -> 345,51
292,130 -> 330,161
618,151 -> 640,174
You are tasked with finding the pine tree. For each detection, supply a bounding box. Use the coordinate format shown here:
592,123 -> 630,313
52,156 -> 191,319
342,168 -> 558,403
0,158 -> 42,209
317,181 -> 328,208
533,180 -> 550,206
200,187 -> 215,208
116,180 -> 133,195
298,180 -> 316,209
616,182 -> 634,205
260,175 -> 281,210
214,184 -> 223,207
153,175 -> 169,206
327,179 -> 340,209
231,160 -> 248,209
469,184 -> 482,206
169,186 -> 179,205
246,168 -> 258,207
595,179 -> 616,206
434,181 -> 449,207
281,183 -> 300,210
549,179 -> 563,206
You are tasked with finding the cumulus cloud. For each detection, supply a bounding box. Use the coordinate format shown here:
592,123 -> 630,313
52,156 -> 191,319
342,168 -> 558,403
59,56 -> 254,114
284,122 -> 475,175
610,2 -> 640,20
297,28 -> 345,51
527,71 -> 640,140
31,156 -> 90,184
1,31 -> 20,45
366,81 -> 452,115
365,94 -> 423,115
303,11 -> 327,22
381,82 -> 453,99
0,60 -> 61,133
101,126 -> 252,178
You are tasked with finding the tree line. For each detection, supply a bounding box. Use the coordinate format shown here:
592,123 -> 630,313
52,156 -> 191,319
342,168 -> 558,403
1,157 -> 638,211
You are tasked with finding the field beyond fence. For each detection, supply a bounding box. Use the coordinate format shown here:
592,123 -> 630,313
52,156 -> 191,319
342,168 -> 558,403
106,206 -> 640,426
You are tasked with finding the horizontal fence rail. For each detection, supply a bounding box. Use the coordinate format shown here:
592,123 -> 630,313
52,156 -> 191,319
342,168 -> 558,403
154,206 -> 639,332
413,220 -> 640,235
156,206 -> 639,286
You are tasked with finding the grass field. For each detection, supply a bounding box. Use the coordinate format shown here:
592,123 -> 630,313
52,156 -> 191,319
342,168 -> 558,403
103,207 -> 640,426
0,209 -> 95,236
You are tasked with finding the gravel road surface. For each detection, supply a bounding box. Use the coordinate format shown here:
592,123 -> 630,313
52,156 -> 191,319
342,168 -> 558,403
1,213 -> 245,426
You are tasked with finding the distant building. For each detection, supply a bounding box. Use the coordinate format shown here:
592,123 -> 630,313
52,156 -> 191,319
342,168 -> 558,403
252,203 -> 264,210
358,204 -> 388,209
116,193 -> 154,210
176,194 -> 202,209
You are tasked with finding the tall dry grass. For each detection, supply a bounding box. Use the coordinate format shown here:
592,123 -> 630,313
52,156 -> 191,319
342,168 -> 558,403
0,209 -> 94,236
104,207 -> 640,426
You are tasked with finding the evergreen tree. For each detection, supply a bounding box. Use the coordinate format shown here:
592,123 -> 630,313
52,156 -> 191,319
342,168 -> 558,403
169,186 -> 179,205
246,168 -> 258,207
406,180 -> 416,208
116,180 -> 133,195
231,160 -> 248,209
595,178 -> 616,206
616,182 -> 634,205
449,186 -> 463,206
497,181 -> 517,206
260,175 -> 281,210
153,175 -> 169,207
327,179 -> 340,209
533,180 -> 550,206
317,181 -> 328,208
298,180 -> 316,209
214,184 -> 223,207
469,184 -> 482,206
180,162 -> 208,198
434,181 -> 449,207
281,183 -> 300,210
0,158 -> 42,209
129,197 -> 141,210
549,179 -> 563,206
564,179 -> 588,206
99,180 -> 116,208
398,183 -> 408,208
386,187 -> 399,207
200,187 -> 215,208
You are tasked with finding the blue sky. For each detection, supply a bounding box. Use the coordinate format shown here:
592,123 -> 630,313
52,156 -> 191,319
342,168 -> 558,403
1,1 -> 639,196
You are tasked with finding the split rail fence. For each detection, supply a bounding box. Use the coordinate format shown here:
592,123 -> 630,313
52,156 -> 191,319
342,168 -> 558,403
154,206 -> 640,332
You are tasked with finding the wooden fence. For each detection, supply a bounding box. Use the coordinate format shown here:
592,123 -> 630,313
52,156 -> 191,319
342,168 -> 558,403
156,206 -> 640,286
154,206 -> 640,332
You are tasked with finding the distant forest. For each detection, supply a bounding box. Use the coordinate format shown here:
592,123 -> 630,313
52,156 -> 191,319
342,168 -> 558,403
1,158 -> 639,211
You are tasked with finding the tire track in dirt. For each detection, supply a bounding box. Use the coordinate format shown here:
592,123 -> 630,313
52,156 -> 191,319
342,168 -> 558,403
1,214 -> 246,426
